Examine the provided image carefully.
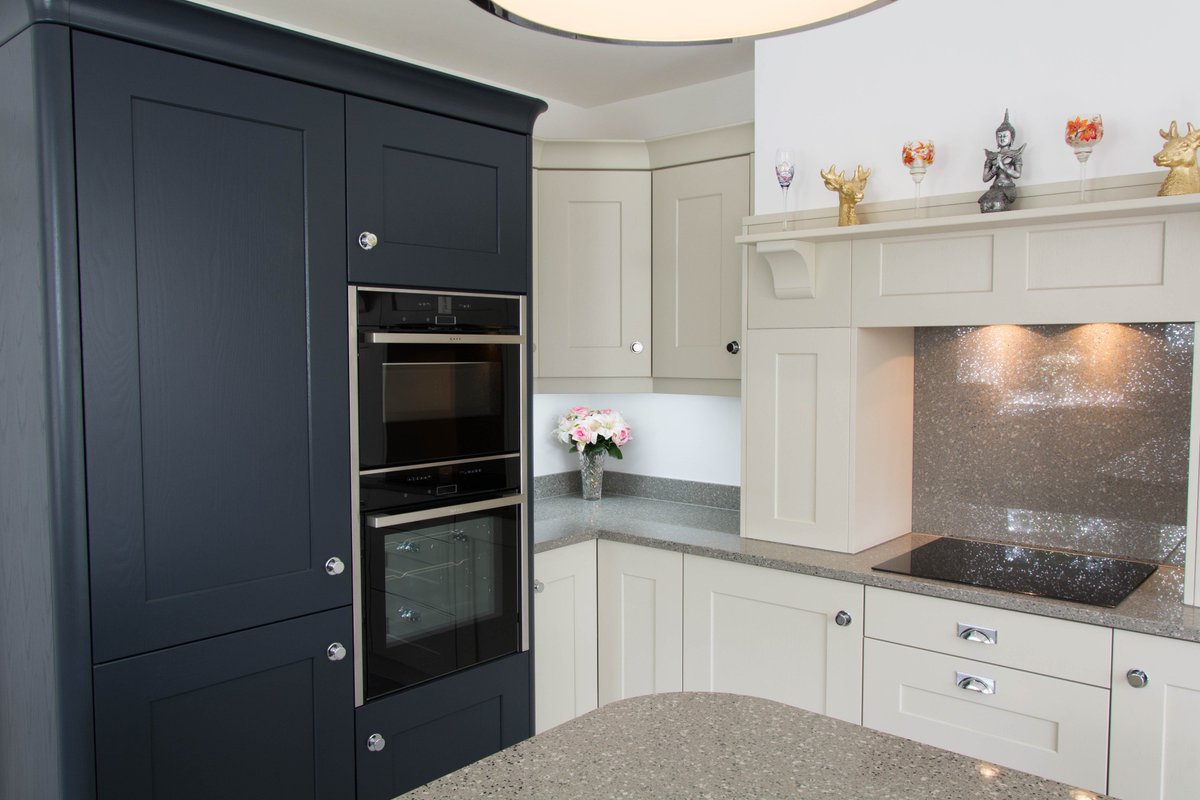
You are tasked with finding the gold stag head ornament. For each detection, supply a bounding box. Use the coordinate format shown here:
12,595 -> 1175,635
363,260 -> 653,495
820,164 -> 872,226
1155,120 -> 1200,196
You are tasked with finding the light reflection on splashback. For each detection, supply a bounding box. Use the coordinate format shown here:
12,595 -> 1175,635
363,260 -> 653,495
912,323 -> 1194,565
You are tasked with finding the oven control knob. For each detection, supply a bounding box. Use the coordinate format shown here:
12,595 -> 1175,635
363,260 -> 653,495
834,610 -> 853,627
630,341 -> 644,354
1126,669 -> 1149,688
324,556 -> 345,576
326,642 -> 347,662
358,231 -> 378,251
366,733 -> 386,753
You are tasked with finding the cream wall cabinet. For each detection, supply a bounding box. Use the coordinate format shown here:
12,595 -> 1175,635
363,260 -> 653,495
652,156 -> 750,383
536,170 -> 652,379
533,541 -> 598,734
596,541 -> 683,705
1109,630 -> 1200,800
681,554 -> 863,723
741,327 -> 913,553
862,588 -> 1111,793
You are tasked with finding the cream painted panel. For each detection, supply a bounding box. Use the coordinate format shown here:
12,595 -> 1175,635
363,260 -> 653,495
597,541 -> 683,705
533,541 -> 597,733
863,639 -> 1110,793
743,328 -> 851,551
864,587 -> 1112,687
1026,220 -> 1165,290
537,170 -> 651,377
746,240 -> 852,329
877,235 -> 995,296
682,554 -> 863,724
652,156 -> 749,379
1110,630 -> 1200,800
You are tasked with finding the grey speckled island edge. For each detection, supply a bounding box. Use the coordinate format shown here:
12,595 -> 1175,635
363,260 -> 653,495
532,494 -> 1200,644
401,693 -> 1110,799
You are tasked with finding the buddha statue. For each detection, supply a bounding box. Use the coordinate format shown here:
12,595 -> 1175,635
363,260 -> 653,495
978,110 -> 1026,213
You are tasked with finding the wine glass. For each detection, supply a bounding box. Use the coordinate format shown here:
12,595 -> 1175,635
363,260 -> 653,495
902,140 -> 935,216
775,149 -> 796,230
1065,115 -> 1103,202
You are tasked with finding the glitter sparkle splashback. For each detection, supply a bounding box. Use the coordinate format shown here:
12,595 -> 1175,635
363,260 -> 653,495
911,323 -> 1194,565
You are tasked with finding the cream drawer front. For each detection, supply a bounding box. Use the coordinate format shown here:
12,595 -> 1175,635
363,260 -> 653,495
863,639 -> 1110,793
851,212 -> 1200,326
864,587 -> 1111,687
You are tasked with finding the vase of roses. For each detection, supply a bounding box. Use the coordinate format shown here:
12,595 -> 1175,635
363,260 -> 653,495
554,406 -> 632,500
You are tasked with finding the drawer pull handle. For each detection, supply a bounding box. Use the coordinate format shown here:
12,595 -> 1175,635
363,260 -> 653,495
956,672 -> 996,695
957,623 -> 998,645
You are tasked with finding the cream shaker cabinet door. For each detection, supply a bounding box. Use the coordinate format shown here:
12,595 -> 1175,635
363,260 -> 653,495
537,170 -> 651,378
682,554 -> 863,724
597,541 -> 683,705
533,541 -> 598,734
1110,630 -> 1200,800
651,156 -> 749,380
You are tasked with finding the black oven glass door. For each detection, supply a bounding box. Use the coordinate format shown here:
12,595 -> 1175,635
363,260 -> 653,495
357,339 -> 521,469
363,496 -> 521,700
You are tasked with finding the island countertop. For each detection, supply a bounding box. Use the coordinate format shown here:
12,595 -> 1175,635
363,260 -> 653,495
402,692 -> 1109,799
532,493 -> 1200,644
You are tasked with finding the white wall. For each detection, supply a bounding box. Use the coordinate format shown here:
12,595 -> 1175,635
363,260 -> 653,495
532,394 -> 741,485
754,0 -> 1200,212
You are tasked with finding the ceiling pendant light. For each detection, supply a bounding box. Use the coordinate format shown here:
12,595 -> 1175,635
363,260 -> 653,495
470,0 -> 894,45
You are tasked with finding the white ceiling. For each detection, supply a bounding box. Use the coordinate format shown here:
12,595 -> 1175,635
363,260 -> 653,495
186,0 -> 754,109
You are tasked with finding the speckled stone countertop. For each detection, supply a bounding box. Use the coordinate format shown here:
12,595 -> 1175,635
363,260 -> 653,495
403,692 -> 1109,799
533,494 -> 1200,644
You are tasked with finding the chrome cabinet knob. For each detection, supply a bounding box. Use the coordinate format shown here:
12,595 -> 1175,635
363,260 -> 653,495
324,556 -> 345,576
629,341 -> 644,354
326,642 -> 347,662
834,610 -> 852,627
726,340 -> 741,354
358,231 -> 379,250
366,733 -> 386,753
1127,669 -> 1149,688
533,579 -> 545,594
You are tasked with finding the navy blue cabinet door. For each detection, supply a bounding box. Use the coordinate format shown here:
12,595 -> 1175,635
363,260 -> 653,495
93,607 -> 355,800
73,32 -> 351,663
355,653 -> 531,799
346,95 -> 530,293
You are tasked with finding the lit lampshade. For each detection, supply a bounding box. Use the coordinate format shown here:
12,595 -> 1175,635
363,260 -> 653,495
470,0 -> 895,44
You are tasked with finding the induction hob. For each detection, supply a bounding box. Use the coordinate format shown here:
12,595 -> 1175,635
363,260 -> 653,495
872,537 -> 1157,607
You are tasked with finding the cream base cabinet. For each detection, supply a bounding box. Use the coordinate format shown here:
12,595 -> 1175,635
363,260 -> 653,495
533,541 -> 598,734
536,170 -> 652,378
742,327 -> 913,553
596,541 -> 683,705
651,156 -> 749,384
1110,630 -> 1200,800
682,555 -> 863,723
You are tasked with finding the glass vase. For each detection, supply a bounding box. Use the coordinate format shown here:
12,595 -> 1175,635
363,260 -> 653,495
579,449 -> 607,501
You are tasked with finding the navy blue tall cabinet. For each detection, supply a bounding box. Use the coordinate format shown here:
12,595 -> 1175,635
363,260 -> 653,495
0,2 -> 544,798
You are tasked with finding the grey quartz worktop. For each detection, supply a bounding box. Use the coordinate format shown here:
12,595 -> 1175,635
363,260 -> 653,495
533,494 -> 1200,644
403,692 -> 1110,799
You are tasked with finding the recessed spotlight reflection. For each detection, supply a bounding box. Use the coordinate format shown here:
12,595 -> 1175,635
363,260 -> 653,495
1068,790 -> 1098,800
976,763 -> 1001,780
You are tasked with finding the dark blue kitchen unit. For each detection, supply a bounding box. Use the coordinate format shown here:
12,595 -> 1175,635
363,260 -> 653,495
0,1 -> 544,798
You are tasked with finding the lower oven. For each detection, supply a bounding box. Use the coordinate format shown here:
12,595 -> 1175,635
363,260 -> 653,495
362,490 -> 524,702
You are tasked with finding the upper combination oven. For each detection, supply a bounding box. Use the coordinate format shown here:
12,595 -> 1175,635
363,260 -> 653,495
350,287 -> 528,705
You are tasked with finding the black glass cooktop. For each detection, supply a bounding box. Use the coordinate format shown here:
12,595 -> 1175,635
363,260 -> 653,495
872,537 -> 1157,607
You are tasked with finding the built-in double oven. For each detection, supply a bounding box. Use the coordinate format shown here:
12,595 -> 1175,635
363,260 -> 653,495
350,287 -> 527,704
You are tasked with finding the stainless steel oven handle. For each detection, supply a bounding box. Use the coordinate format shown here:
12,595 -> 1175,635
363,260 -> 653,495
365,493 -> 526,528
367,332 -> 525,345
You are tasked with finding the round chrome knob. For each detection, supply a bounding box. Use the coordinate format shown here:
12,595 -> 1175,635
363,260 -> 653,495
834,610 -> 852,627
326,642 -> 347,662
726,340 -> 741,354
533,579 -> 545,594
324,556 -> 345,576
366,733 -> 386,753
358,231 -> 379,251
629,341 -> 644,354
1127,669 -> 1149,688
